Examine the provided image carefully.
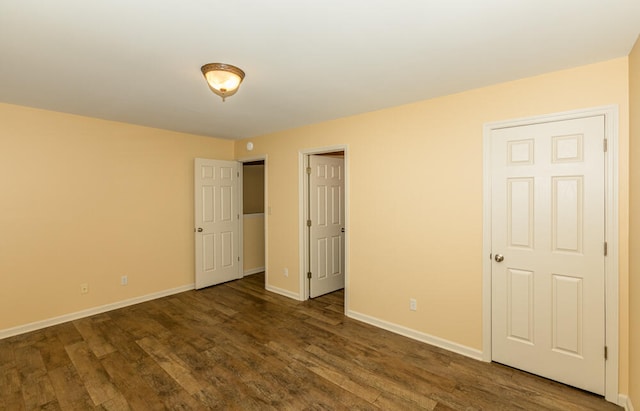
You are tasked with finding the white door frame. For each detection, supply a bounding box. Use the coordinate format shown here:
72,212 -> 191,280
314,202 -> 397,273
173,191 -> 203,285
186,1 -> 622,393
482,106 -> 619,403
299,145 -> 349,307
237,154 -> 268,286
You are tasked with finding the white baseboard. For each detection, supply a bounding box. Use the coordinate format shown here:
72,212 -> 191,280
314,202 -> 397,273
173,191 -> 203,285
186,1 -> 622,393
266,284 -> 303,301
243,267 -> 265,276
620,394 -> 635,411
347,309 -> 483,361
0,284 -> 195,340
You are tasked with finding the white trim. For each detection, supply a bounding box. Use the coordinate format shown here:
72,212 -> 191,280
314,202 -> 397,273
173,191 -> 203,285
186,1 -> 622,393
482,105 -> 619,403
237,161 -> 244,279
264,157 -> 269,297
266,284 -> 303,301
236,154 -> 267,163
619,394 -> 635,411
603,107 -> 620,405
298,145 -> 349,306
0,284 -> 194,340
298,151 -> 307,300
482,118 -> 493,362
347,310 -> 483,361
243,267 -> 265,276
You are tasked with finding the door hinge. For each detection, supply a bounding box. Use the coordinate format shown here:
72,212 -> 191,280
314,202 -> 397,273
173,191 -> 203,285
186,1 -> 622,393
604,346 -> 608,360
306,166 -> 311,175
604,242 -> 608,256
603,139 -> 608,152
238,256 -> 240,262
307,271 -> 312,279
307,219 -> 312,227
237,171 -> 240,177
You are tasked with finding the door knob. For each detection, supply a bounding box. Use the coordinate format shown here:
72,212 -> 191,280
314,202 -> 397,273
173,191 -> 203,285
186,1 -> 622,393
197,227 -> 203,232
494,254 -> 504,262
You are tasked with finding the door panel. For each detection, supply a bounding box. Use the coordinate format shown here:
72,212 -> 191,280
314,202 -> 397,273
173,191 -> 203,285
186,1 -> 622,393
195,158 -> 241,289
491,116 -> 605,394
506,268 -> 534,344
552,274 -> 583,356
508,177 -> 534,249
309,155 -> 345,298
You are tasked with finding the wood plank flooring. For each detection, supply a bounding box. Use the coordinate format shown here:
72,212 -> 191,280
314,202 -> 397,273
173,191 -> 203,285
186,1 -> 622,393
0,273 -> 621,410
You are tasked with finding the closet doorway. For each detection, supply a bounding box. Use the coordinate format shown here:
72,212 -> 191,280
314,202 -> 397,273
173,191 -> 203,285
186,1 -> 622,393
300,147 -> 349,302
242,160 -> 265,277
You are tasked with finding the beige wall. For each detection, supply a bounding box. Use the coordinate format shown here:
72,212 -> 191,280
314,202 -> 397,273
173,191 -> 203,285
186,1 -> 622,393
235,57 -> 630,393
243,163 -> 265,214
629,36 -> 640,407
0,103 -> 234,331
243,214 -> 265,273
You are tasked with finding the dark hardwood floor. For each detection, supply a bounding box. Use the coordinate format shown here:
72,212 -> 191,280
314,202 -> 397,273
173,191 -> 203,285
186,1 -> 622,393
0,273 -> 621,410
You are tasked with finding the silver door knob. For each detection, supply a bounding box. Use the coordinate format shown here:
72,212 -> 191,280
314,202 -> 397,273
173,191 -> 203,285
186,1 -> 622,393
494,254 -> 504,262
197,227 -> 203,232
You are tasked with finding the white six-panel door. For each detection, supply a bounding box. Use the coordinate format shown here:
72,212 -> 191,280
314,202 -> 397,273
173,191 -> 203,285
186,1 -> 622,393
195,158 -> 241,289
491,116 -> 606,394
309,155 -> 345,298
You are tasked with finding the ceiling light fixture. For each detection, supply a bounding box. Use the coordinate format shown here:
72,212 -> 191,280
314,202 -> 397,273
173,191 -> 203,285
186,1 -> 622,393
201,63 -> 245,102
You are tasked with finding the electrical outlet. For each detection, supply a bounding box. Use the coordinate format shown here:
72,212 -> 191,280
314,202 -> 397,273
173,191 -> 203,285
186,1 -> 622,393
283,268 -> 289,277
121,275 -> 128,286
80,283 -> 89,294
409,298 -> 417,311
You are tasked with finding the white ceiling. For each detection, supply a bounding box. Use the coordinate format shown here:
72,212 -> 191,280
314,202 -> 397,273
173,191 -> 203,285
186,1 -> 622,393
1,1 -> 639,140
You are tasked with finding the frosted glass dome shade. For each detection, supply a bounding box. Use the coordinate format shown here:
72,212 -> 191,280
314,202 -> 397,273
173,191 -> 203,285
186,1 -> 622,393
201,63 -> 245,101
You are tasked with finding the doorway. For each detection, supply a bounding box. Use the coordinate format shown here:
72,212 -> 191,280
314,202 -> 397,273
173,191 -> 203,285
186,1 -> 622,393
300,146 -> 349,303
194,158 -> 242,289
242,160 -> 266,277
482,106 -> 619,403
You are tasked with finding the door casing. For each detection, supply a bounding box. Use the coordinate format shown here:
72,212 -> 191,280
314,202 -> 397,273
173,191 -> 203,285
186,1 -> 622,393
299,145 -> 349,306
482,106 -> 619,403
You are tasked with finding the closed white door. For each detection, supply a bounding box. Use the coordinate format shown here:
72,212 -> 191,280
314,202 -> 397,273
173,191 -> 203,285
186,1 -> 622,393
309,155 -> 345,298
491,116 -> 605,394
195,158 -> 241,289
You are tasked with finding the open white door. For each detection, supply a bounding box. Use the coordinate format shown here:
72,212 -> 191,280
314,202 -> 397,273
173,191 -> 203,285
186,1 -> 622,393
195,158 -> 241,289
308,154 -> 345,298
490,116 -> 606,394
